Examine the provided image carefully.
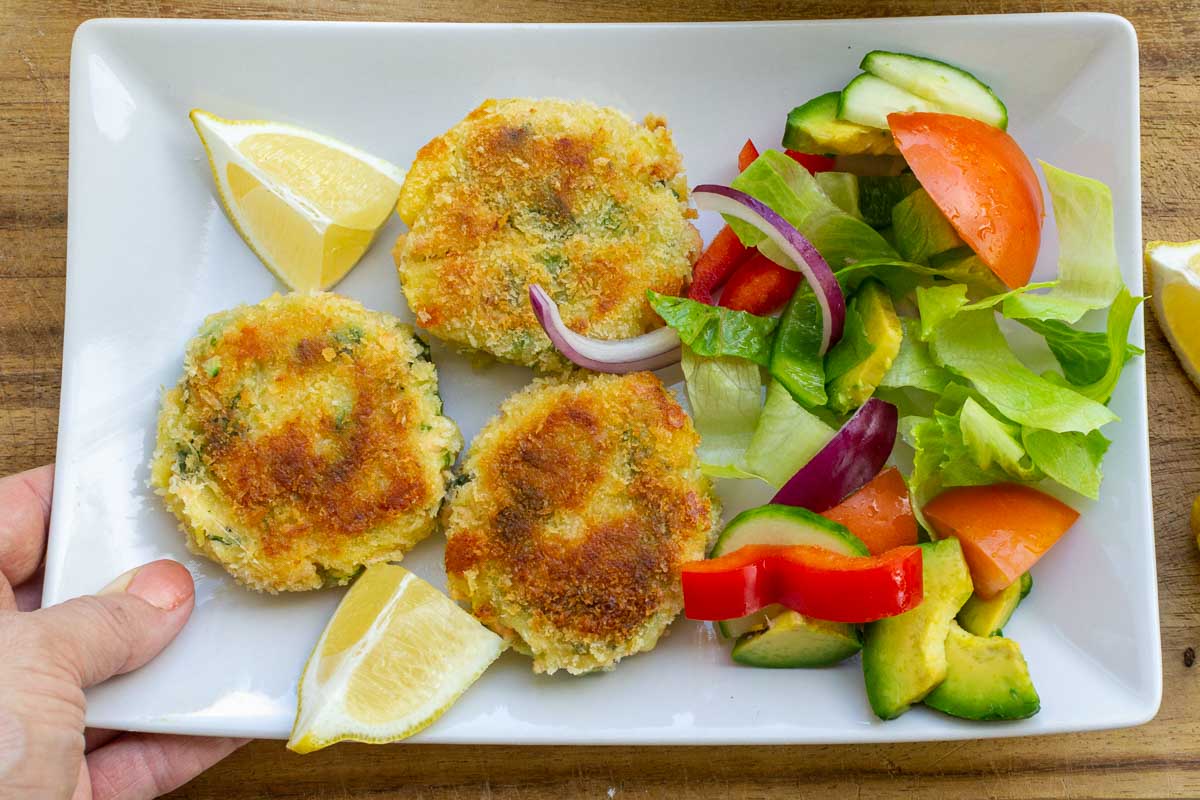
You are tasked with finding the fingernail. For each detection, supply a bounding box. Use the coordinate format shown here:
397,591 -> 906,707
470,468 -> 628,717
100,560 -> 191,611
99,566 -> 140,596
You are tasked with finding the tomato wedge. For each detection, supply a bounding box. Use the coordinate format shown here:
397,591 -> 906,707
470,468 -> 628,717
821,467 -> 918,556
681,544 -> 923,624
686,225 -> 750,304
888,112 -> 1044,289
717,252 -> 801,315
924,483 -> 1078,599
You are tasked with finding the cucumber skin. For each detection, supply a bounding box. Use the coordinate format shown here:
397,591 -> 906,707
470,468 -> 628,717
859,50 -> 1008,130
710,504 -> 869,558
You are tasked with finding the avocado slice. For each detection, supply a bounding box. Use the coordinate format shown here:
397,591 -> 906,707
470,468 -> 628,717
783,92 -> 899,157
958,572 -> 1032,638
732,611 -> 862,668
892,187 -> 963,264
827,280 -> 903,414
862,537 -> 973,720
924,622 -> 1040,720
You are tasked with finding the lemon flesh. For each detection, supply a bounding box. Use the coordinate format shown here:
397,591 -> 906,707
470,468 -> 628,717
1147,240 -> 1200,390
288,564 -> 505,753
192,110 -> 403,291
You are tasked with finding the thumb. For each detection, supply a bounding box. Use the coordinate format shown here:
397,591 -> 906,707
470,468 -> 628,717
26,559 -> 195,688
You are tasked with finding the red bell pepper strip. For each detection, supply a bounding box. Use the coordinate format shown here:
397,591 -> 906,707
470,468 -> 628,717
738,139 -> 760,172
686,225 -> 750,304
717,252 -> 801,315
681,544 -> 923,624
821,467 -> 918,556
786,149 -> 837,174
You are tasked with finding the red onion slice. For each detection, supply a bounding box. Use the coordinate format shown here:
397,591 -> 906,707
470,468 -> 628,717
529,284 -> 682,373
771,398 -> 898,512
692,184 -> 845,354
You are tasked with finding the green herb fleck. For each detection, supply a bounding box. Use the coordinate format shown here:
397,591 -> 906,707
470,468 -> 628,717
202,356 -> 221,378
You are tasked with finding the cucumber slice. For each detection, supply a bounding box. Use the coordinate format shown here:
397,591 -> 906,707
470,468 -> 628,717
838,73 -> 940,130
861,50 -> 1008,130
732,611 -> 862,668
710,504 -> 869,558
712,504 -> 869,639
783,92 -> 899,156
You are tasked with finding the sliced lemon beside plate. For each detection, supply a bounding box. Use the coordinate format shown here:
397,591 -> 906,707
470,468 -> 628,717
1147,239 -> 1200,391
288,564 -> 505,753
192,109 -> 404,291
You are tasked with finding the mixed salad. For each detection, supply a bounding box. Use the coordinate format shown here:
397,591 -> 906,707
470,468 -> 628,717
531,50 -> 1141,722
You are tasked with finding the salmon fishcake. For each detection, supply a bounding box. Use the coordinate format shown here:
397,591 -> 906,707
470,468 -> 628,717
441,372 -> 718,674
150,292 -> 461,593
393,98 -> 701,371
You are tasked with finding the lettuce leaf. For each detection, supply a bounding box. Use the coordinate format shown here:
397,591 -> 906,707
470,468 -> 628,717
1022,428 -> 1110,500
648,291 -> 778,366
743,380 -> 835,488
730,150 -> 898,270
915,284 -> 968,340
880,318 -> 952,394
1002,162 -> 1123,323
956,397 -> 1040,480
928,309 -> 1118,433
681,347 -> 762,478
1029,289 -> 1143,403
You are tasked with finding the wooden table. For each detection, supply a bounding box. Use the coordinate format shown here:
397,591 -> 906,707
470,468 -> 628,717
2,1 -> 1197,796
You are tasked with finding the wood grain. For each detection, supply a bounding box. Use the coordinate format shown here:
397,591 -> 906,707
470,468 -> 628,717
2,1 -> 1199,797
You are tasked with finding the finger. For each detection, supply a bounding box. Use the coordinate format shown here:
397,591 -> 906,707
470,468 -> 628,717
25,559 -> 195,688
86,728 -> 121,753
0,464 -> 53,587
0,573 -> 14,611
86,734 -> 248,800
13,564 -> 43,611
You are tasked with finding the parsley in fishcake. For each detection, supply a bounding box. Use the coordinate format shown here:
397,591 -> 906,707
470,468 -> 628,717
442,372 -> 719,674
150,292 -> 461,593
394,98 -> 701,371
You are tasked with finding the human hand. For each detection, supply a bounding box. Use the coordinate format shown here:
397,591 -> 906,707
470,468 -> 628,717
0,465 -> 247,799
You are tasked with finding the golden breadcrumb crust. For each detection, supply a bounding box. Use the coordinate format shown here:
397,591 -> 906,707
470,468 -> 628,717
151,292 -> 461,592
442,371 -> 718,674
394,98 -> 701,371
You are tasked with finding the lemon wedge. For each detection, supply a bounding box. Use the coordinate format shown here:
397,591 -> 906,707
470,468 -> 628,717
191,109 -> 404,291
1147,239 -> 1200,390
288,564 -> 504,753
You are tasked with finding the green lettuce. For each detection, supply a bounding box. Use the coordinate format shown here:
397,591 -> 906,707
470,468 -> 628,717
1021,428 -> 1110,500
915,284 -> 968,340
730,150 -> 898,270
928,310 -> 1118,433
880,318 -> 952,394
647,291 -> 778,366
681,347 -> 761,478
1020,289 -> 1143,403
743,380 -> 835,488
957,397 -> 1040,480
1002,162 -> 1123,323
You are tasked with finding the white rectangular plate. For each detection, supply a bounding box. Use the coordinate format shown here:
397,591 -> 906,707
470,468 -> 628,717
47,13 -> 1157,743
